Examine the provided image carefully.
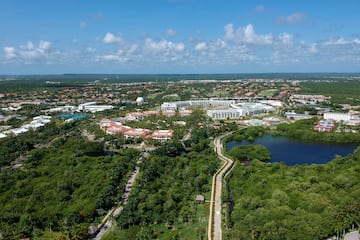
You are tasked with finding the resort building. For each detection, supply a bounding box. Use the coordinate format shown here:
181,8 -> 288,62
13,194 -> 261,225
284,112 -> 310,120
123,128 -> 151,139
207,102 -> 275,120
143,110 -> 160,116
179,109 -> 193,116
99,119 -> 173,140
161,99 -> 235,111
324,111 -> 360,126
1,115 -> 52,137
48,105 -> 77,113
290,94 -> 330,104
207,109 -> 245,119
324,112 -> 351,122
125,112 -> 144,121
162,110 -> 176,117
47,102 -> 114,113
80,104 -> 114,113
151,130 -> 174,141
314,119 -> 335,132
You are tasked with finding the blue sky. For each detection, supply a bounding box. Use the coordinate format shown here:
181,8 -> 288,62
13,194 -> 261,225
1,0 -> 360,74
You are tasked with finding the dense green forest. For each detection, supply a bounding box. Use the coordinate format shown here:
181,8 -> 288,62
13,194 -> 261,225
224,124 -> 360,239
229,144 -> 271,162
224,148 -> 360,239
103,128 -> 220,239
0,123 -> 139,239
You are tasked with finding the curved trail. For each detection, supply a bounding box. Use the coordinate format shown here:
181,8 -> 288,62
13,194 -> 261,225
208,133 -> 234,240
92,152 -> 146,239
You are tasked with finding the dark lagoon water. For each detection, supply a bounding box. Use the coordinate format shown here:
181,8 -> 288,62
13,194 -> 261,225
226,135 -> 358,166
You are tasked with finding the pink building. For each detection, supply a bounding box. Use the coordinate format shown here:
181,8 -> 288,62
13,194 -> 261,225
151,130 -> 174,140
124,128 -> 151,138
125,112 -> 144,121
143,110 -> 160,116
162,110 -> 176,117
314,119 -> 335,132
179,109 -> 193,116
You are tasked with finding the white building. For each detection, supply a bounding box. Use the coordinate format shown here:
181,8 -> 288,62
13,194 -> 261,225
78,102 -> 114,113
324,112 -> 351,122
207,102 -> 275,120
207,109 -> 246,119
324,111 -> 360,126
0,115 -> 52,138
161,99 -> 235,111
48,106 -> 77,113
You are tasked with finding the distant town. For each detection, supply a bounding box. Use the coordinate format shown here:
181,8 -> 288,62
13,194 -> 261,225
1,76 -> 359,140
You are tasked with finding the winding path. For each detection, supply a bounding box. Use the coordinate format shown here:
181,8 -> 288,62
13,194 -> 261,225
92,152 -> 147,239
208,133 -> 234,240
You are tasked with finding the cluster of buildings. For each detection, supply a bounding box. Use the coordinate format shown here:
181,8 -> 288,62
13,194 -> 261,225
0,115 -> 52,138
207,102 -> 275,120
161,99 -> 235,111
289,94 -> 330,104
113,109 -> 192,124
47,102 -> 114,113
313,111 -> 360,132
161,98 -> 278,120
314,119 -> 336,132
323,111 -> 360,126
99,119 -> 174,140
284,111 -> 311,120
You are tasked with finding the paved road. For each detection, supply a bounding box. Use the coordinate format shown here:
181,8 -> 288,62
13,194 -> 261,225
182,128 -> 192,141
344,231 -> 360,240
93,152 -> 146,239
209,133 -> 234,240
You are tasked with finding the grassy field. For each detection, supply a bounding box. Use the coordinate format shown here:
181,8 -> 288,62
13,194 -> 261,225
257,89 -> 279,97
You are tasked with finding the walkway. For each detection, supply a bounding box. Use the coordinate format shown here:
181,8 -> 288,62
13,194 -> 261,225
92,152 -> 146,239
208,133 -> 234,240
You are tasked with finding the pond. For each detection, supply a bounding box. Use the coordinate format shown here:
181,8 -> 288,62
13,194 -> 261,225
58,113 -> 90,121
226,134 -> 358,166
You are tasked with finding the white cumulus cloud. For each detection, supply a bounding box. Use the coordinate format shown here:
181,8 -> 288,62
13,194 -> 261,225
144,38 -> 185,53
323,37 -> 351,46
3,40 -> 53,63
195,42 -> 207,51
308,43 -> 318,54
224,23 -> 273,45
279,32 -> 292,46
103,32 -> 124,44
164,29 -> 177,37
4,46 -> 17,59
39,40 -> 51,51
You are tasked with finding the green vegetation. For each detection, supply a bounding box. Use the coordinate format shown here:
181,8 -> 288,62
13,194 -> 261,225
229,145 -> 271,162
258,89 -> 279,98
300,81 -> 360,105
106,126 -> 220,239
273,118 -> 360,144
226,126 -> 266,143
224,148 -> 360,239
2,75 -> 360,239
0,123 -> 139,239
0,121 -> 78,167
